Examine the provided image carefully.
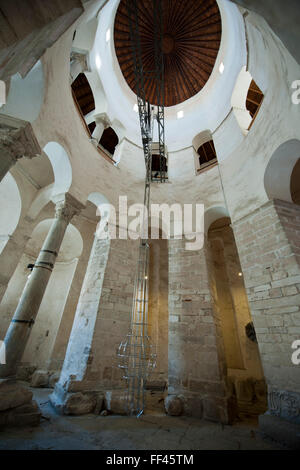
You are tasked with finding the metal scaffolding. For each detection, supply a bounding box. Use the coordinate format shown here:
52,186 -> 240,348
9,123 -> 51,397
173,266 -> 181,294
117,0 -> 166,416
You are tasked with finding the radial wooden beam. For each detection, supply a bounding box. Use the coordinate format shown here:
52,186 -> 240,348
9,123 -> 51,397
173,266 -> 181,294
114,0 -> 222,107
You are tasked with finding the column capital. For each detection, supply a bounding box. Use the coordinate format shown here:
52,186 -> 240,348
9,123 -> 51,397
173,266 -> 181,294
0,120 -> 41,164
70,50 -> 91,83
94,113 -> 111,130
54,193 -> 85,223
70,51 -> 91,71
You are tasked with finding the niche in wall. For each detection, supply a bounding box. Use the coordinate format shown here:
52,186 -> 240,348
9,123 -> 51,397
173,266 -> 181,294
71,72 -> 95,117
207,216 -> 266,419
208,217 -> 264,379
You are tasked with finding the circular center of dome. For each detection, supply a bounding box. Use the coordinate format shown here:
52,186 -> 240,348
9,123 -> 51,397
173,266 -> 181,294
162,34 -> 175,55
114,0 -> 222,107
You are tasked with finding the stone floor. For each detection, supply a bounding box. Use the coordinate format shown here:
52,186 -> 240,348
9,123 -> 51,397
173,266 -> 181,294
0,389 -> 284,450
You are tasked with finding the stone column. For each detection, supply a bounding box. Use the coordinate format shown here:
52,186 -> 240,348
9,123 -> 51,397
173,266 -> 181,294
0,214 -> 34,307
91,113 -> 110,147
0,120 -> 41,183
0,194 -> 83,378
232,199 -> 300,448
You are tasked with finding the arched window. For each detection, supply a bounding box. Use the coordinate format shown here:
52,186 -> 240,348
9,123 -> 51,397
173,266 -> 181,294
245,80 -> 264,131
151,154 -> 168,181
71,72 -> 95,118
231,67 -> 264,135
88,121 -> 96,136
291,159 -> 300,205
99,127 -> 119,156
193,130 -> 218,174
197,140 -> 217,172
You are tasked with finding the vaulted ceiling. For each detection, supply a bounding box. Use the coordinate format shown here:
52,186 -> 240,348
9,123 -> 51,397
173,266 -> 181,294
114,0 -> 222,107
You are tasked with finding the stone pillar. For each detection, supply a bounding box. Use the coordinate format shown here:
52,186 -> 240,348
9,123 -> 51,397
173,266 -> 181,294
50,237 -> 138,415
0,119 -> 41,183
91,113 -> 110,147
48,217 -> 96,372
0,214 -> 35,307
233,199 -> 300,448
0,194 -> 83,378
167,238 -> 230,423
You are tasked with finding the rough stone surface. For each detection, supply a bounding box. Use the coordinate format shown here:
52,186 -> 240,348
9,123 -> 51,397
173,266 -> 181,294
235,378 -> 255,403
48,372 -> 60,389
31,370 -> 50,388
233,200 -> 300,420
231,377 -> 267,417
259,413 -> 300,450
16,365 -> 37,382
254,380 -> 268,403
0,400 -> 41,429
104,391 -> 127,415
0,379 -> 33,412
168,239 -> 228,422
63,392 -> 97,415
0,389 -> 284,450
164,395 -> 183,416
203,398 -> 222,423
93,394 -> 104,415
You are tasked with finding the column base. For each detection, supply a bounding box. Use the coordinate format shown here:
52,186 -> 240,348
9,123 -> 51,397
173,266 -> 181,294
259,413 -> 300,449
0,378 -> 41,429
164,392 -> 237,424
49,382 -> 103,416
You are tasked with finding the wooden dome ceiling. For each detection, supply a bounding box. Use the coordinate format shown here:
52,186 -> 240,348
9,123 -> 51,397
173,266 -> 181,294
114,0 -> 222,107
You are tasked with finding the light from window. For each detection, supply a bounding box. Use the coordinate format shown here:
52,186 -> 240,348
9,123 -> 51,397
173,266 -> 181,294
95,54 -> 101,70
219,62 -> 224,74
106,29 -> 111,42
177,110 -> 184,119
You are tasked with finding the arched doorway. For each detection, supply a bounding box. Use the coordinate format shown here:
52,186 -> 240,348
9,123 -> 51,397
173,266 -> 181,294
207,214 -> 267,421
0,219 -> 83,375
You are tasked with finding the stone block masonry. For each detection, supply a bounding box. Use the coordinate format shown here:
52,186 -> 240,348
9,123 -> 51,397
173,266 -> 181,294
81,238 -> 139,391
233,199 -> 300,425
50,236 -> 138,413
168,239 -> 230,423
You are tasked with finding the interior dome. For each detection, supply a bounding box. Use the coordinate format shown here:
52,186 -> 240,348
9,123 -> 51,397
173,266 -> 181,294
114,0 -> 222,107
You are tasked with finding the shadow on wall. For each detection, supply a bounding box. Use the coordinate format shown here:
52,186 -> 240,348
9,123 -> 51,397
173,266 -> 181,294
206,213 -> 267,420
264,139 -> 300,204
0,173 -> 22,254
1,61 -> 44,123
43,141 -> 72,197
